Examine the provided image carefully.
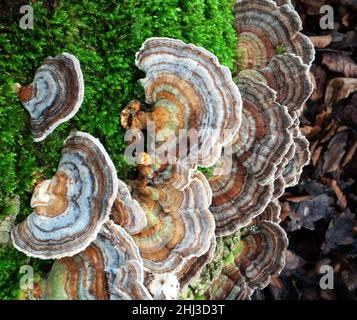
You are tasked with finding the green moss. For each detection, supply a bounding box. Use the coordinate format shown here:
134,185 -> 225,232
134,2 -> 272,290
198,166 -> 215,180
0,246 -> 52,300
180,229 -> 241,299
0,248 -> 27,300
0,0 -> 237,299
275,44 -> 286,55
223,252 -> 235,265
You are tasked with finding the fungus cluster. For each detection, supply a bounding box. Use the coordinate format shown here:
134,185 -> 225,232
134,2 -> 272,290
11,0 -> 314,300
194,0 -> 314,299
121,37 -> 242,190
30,221 -> 152,300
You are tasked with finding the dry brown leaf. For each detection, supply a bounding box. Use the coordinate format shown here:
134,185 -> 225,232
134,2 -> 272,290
342,13 -> 350,27
337,125 -> 350,132
322,53 -> 357,77
309,35 -> 332,48
321,177 -> 348,210
310,65 -> 327,101
334,262 -> 342,273
341,270 -> 357,291
283,195 -> 316,203
324,78 -> 357,104
342,137 -> 357,167
270,277 -> 283,289
322,131 -> 348,173
320,120 -> 338,144
315,106 -> 332,126
312,145 -> 323,167
334,92 -> 357,125
320,289 -> 336,300
331,180 -> 348,210
310,140 -> 319,154
300,0 -> 332,15
300,125 -> 322,139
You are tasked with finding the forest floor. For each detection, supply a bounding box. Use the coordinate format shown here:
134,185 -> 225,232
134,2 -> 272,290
255,0 -> 357,300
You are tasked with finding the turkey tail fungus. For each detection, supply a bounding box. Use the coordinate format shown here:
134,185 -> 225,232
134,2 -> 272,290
15,53 -> 84,142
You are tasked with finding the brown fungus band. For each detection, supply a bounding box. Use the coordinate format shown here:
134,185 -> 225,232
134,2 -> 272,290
121,37 -> 242,190
239,54 -> 314,120
208,75 -> 293,236
232,76 -> 293,185
209,155 -> 273,237
15,53 -> 84,142
204,220 -> 288,299
282,130 -> 311,188
110,180 -> 148,235
130,172 -> 215,276
234,0 -> 315,71
35,221 -> 152,300
11,132 -> 118,259
177,235 -> 217,293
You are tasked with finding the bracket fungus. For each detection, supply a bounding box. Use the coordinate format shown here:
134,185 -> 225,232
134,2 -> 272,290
204,220 -> 288,299
239,54 -> 314,120
10,0 -> 315,299
32,221 -> 152,300
233,220 -> 288,290
130,172 -> 215,275
208,75 -> 294,236
121,37 -> 242,189
110,180 -> 147,235
252,200 -> 282,225
282,131 -> 311,188
221,0 -> 314,235
209,155 -> 273,237
232,76 -> 293,185
15,53 -> 84,142
204,264 -> 253,300
11,132 -> 118,259
273,175 -> 286,200
234,0 -> 315,71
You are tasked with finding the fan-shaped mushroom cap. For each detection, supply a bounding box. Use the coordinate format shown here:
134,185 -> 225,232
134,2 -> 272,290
275,141 -> 296,178
273,175 -> 286,200
110,181 -> 147,235
234,0 -> 314,71
205,220 -> 287,299
15,53 -> 84,142
131,172 -> 215,274
37,221 -> 152,300
251,200 -> 281,225
231,76 -> 293,185
110,260 -> 152,300
11,132 -> 118,259
177,235 -> 216,292
121,37 -> 242,187
209,155 -> 273,237
233,221 -> 288,289
239,54 -> 314,119
283,131 -> 310,187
